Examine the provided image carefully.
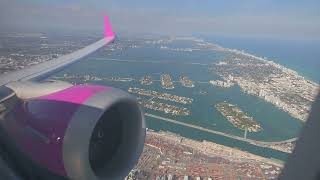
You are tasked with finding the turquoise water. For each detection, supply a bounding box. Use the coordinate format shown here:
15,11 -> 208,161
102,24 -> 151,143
51,39 -> 308,161
146,116 -> 288,161
202,36 -> 320,82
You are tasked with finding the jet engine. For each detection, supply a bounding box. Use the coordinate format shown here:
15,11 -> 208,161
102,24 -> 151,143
0,80 -> 146,180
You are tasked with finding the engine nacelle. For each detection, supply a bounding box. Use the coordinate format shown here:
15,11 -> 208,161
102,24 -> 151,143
0,81 -> 145,180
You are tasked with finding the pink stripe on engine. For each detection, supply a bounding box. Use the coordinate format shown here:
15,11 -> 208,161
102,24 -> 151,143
38,85 -> 110,104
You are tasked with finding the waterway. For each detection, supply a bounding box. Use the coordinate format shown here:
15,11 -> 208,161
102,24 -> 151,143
49,38 -> 306,161
202,35 -> 320,82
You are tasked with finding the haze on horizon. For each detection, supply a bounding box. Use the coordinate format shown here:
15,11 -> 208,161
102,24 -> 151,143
0,0 -> 319,40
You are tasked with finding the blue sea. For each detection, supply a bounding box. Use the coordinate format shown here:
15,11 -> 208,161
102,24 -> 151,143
51,35 -> 320,161
202,36 -> 320,83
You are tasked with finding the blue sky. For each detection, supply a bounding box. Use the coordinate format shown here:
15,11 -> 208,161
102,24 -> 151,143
0,0 -> 319,40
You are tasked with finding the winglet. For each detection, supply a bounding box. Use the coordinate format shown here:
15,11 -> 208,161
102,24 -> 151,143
104,15 -> 115,38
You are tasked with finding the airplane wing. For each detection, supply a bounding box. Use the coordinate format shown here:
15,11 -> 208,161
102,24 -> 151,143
0,16 -> 115,86
0,16 -> 145,180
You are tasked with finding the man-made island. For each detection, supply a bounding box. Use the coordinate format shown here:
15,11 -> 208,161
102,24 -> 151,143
215,102 -> 263,132
128,87 -> 193,104
161,74 -> 175,89
139,100 -> 191,116
180,76 -> 195,88
140,75 -> 153,85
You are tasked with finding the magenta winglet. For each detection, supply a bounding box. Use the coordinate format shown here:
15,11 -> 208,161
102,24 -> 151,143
104,15 -> 115,38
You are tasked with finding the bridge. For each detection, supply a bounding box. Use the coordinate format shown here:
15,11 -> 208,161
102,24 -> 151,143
95,58 -> 209,66
145,113 -> 297,148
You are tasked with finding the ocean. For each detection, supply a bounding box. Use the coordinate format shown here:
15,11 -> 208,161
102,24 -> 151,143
49,35 -> 319,161
202,36 -> 320,82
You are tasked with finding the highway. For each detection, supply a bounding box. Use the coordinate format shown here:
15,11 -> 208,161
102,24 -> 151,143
94,58 -> 209,66
144,113 -> 297,148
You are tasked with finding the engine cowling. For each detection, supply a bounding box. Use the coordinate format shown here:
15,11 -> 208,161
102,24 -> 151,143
0,81 -> 145,180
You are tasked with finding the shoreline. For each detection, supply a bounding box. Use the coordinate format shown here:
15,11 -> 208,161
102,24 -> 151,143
206,38 -> 319,122
145,113 -> 296,154
146,129 -> 284,167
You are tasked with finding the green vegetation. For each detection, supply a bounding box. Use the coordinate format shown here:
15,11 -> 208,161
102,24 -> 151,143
215,102 -> 263,132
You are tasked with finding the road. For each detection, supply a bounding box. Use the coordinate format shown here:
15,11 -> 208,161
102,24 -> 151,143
144,113 -> 297,148
94,58 -> 209,66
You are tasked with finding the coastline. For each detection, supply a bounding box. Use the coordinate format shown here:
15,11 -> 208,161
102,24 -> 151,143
204,37 -> 319,122
146,129 -> 284,167
145,113 -> 295,153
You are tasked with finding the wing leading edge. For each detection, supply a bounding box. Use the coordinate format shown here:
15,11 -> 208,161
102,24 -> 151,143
0,16 -> 115,86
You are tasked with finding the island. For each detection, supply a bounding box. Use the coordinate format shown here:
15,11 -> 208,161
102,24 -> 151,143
139,100 -> 191,116
160,74 -> 175,89
215,102 -> 263,132
128,87 -> 193,104
140,75 -> 153,85
180,76 -> 195,88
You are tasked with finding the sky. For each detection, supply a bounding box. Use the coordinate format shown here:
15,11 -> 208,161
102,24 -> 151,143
0,0 -> 319,40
